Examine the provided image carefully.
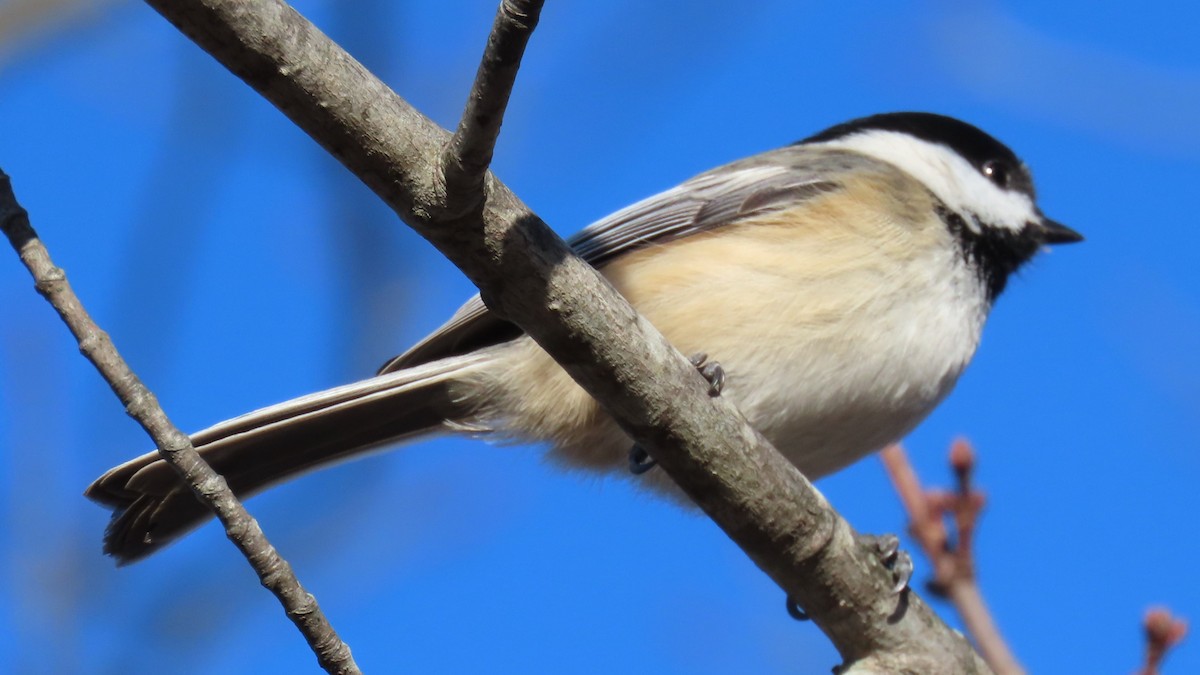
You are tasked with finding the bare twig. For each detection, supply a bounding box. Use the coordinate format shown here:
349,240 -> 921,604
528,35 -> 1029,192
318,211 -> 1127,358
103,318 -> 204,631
882,441 -> 1021,674
0,170 -> 360,675
106,0 -> 988,669
442,0 -> 544,214
1138,607 -> 1187,675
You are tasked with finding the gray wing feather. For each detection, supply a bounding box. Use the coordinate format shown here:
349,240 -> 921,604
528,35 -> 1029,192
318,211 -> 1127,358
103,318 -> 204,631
381,147 -> 845,372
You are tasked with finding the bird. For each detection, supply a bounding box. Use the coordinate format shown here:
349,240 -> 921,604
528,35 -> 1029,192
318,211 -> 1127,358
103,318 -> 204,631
86,112 -> 1081,563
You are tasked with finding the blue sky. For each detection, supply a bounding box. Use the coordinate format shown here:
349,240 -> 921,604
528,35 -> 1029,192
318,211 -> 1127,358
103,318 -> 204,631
1,1 -> 1197,672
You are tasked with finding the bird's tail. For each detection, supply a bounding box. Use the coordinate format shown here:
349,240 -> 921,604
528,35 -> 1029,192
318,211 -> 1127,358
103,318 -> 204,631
84,352 -> 494,564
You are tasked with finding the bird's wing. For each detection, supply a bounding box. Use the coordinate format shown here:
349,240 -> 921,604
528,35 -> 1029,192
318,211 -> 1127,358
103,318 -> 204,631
380,149 -> 843,373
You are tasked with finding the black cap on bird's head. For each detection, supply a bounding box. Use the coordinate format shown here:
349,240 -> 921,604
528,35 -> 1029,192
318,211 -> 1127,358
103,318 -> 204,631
806,113 -> 1028,187
804,112 -> 1082,297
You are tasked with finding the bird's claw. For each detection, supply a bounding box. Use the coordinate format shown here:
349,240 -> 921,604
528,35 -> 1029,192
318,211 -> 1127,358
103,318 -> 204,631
785,594 -> 809,621
786,534 -> 911,624
628,444 -> 657,475
689,352 -> 725,396
861,533 -> 913,594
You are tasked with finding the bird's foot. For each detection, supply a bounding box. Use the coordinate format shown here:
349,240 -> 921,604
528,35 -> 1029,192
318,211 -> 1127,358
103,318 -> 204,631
785,594 -> 809,621
689,352 -> 725,396
628,445 -> 656,475
860,533 -> 913,594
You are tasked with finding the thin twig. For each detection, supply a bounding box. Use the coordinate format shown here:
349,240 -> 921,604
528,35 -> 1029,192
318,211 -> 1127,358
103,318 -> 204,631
1137,607 -> 1187,675
882,441 -> 1022,675
0,170 -> 361,675
442,0 -> 544,213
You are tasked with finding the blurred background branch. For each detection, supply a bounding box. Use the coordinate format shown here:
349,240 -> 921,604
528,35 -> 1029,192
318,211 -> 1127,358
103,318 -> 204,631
0,0 -> 118,64
882,441 -> 1021,674
1139,607 -> 1187,675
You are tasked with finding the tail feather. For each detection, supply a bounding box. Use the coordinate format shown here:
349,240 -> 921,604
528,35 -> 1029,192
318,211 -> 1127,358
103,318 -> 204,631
85,353 -> 492,563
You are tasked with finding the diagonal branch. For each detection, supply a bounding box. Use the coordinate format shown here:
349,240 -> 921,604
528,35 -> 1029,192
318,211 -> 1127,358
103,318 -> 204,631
0,170 -> 361,675
441,0 -> 544,215
105,0 -> 986,670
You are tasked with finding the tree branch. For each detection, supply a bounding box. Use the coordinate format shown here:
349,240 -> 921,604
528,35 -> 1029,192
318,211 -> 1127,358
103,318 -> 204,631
90,0 -> 988,669
441,0 -> 544,215
0,170 -> 361,675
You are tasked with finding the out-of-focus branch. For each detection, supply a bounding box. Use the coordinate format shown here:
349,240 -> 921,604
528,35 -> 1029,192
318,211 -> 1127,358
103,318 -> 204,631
0,0 -> 117,65
882,441 -> 1021,675
1138,607 -> 1187,675
0,170 -> 360,675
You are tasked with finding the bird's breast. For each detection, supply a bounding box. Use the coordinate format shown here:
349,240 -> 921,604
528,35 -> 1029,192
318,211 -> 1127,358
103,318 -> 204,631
605,212 -> 988,478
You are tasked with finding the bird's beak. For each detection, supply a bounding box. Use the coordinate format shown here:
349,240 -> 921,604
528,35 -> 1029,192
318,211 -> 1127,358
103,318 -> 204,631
1038,218 -> 1083,245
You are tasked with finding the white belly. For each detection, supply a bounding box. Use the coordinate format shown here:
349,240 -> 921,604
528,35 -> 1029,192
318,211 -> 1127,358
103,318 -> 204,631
725,285 -> 983,478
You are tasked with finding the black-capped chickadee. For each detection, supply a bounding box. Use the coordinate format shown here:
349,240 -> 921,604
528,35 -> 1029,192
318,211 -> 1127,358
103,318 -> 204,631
87,112 -> 1081,563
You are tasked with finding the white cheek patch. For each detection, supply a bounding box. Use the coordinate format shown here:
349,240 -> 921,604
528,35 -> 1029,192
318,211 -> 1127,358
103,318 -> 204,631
820,130 -> 1037,234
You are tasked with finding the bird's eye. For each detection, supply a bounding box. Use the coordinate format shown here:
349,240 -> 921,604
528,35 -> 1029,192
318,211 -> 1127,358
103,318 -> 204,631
982,160 -> 1010,188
